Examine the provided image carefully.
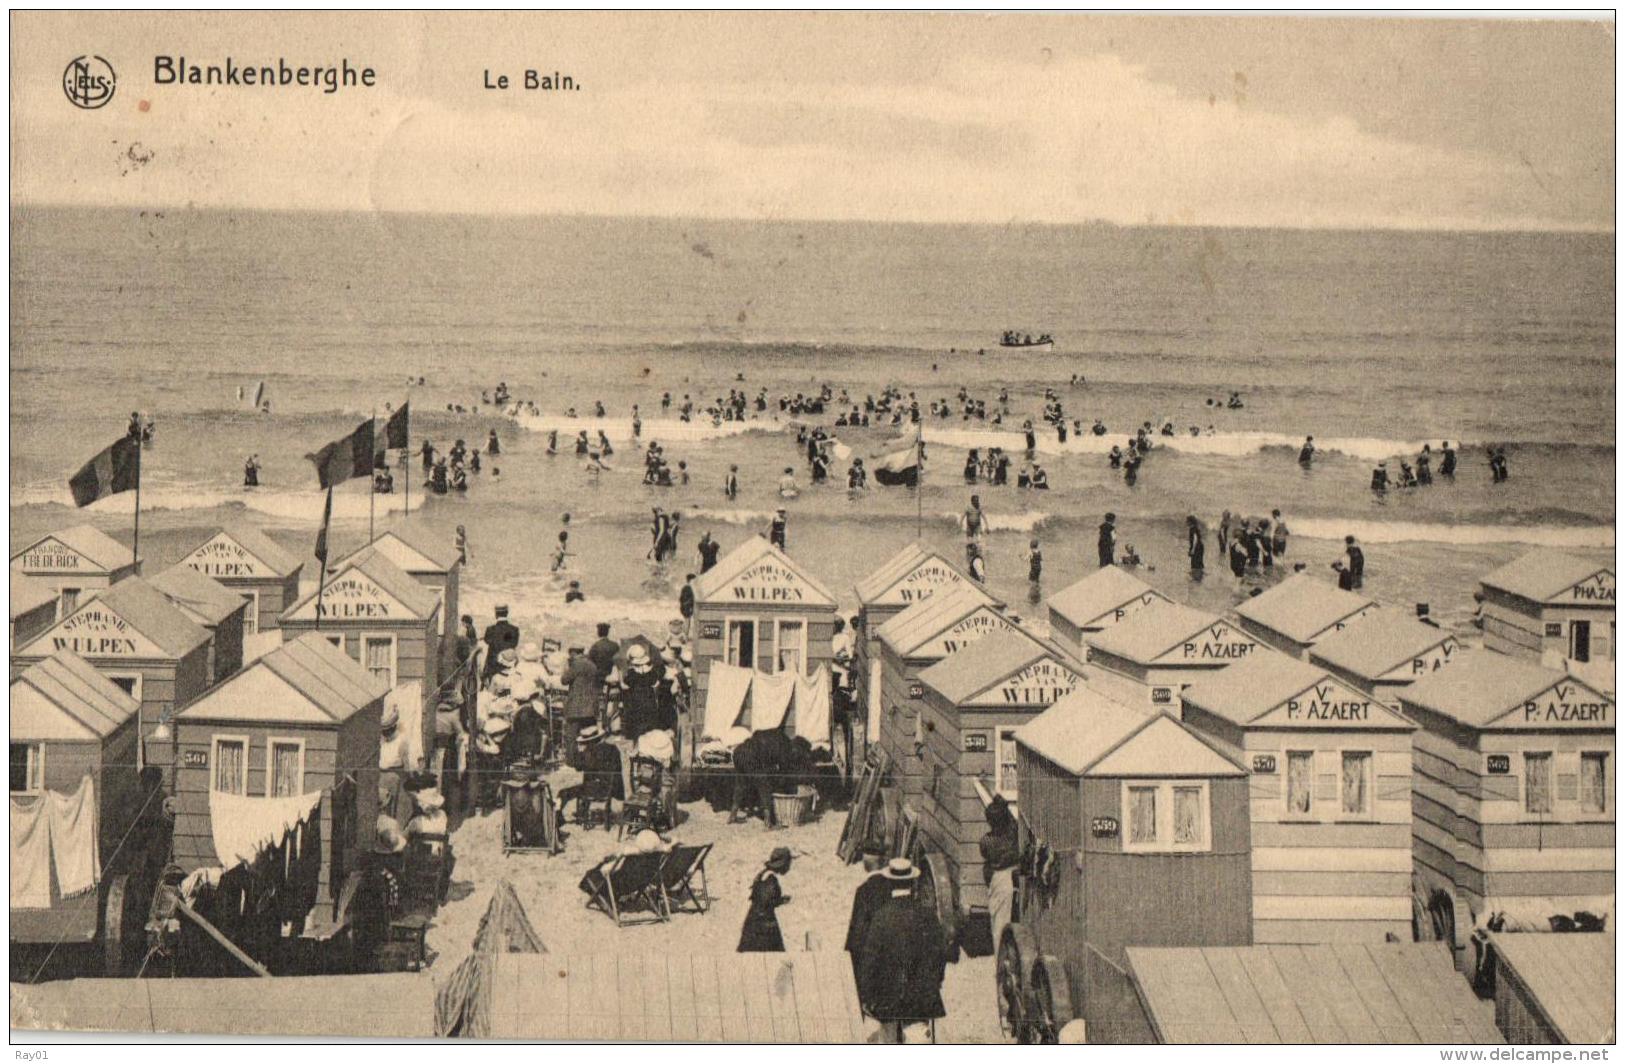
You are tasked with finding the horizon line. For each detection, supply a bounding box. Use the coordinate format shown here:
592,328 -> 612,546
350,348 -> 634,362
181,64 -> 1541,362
9,199 -> 1614,238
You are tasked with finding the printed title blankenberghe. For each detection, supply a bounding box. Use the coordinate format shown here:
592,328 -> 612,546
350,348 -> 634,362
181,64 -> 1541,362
154,56 -> 376,94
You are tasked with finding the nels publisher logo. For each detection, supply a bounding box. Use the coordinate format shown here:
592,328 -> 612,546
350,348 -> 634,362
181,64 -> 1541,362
63,55 -> 116,109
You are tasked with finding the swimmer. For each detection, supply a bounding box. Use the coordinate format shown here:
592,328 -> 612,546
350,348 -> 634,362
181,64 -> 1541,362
778,467 -> 800,499
1439,441 -> 1457,477
1298,436 -> 1315,466
242,454 -> 261,488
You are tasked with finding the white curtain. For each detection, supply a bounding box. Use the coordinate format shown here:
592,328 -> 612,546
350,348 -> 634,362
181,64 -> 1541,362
1525,754 -> 1553,814
792,667 -> 831,749
214,740 -> 246,795
702,662 -> 754,741
1287,751 -> 1313,815
1581,753 -> 1608,813
1173,786 -> 1203,845
1128,787 -> 1157,844
1341,752 -> 1370,815
749,670 -> 795,732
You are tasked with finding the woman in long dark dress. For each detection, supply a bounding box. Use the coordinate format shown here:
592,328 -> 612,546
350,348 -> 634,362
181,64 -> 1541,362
738,847 -> 793,952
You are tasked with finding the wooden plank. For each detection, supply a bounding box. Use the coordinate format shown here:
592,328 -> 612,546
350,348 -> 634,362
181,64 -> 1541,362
666,953 -> 699,1042
689,954 -> 723,1043
814,948 -> 865,1043
617,948 -> 646,1041
1374,945 -> 1455,1043
1267,945 -> 1347,1042
788,956 -> 825,1044
1297,944 -> 1382,1043
1199,948 -> 1282,1044
1331,943 -> 1419,1043
1135,948 -> 1243,1043
764,954 -> 800,1042
642,952 -> 674,1042
532,956 -> 570,1042
565,953 -> 594,1040
713,950 -> 750,1043
1233,948 -> 1313,1043
738,952 -> 777,1042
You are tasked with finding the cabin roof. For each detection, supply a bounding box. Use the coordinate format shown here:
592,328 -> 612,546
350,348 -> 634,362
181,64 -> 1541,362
11,524 -> 134,571
1047,565 -> 1163,628
177,633 -> 386,725
10,576 -> 58,619
1016,690 -> 1243,778
1126,943 -> 1504,1044
1232,573 -> 1373,642
852,540 -> 989,606
1085,600 -> 1223,663
11,650 -> 142,740
337,527 -> 459,574
1480,550 -> 1614,605
18,578 -> 212,660
875,582 -> 1003,657
1399,653 -> 1607,727
1488,932 -> 1615,1045
1308,608 -> 1453,679
1181,651 -> 1336,723
284,550 -> 442,621
692,535 -> 836,607
916,628 -> 1077,704
149,564 -> 247,626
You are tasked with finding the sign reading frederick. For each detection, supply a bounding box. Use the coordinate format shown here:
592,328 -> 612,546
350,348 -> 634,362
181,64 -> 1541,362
1255,679 -> 1408,727
878,559 -> 966,606
719,559 -> 830,606
921,607 -> 1014,657
1165,622 -> 1257,663
1564,570 -> 1616,604
13,536 -> 92,574
967,657 -> 1083,707
24,604 -> 163,658
1502,680 -> 1613,728
183,533 -> 275,579
287,570 -> 411,622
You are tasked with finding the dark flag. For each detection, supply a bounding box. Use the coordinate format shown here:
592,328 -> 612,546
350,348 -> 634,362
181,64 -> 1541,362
306,418 -> 377,489
872,440 -> 921,487
68,435 -> 141,507
383,402 -> 410,450
314,485 -> 333,567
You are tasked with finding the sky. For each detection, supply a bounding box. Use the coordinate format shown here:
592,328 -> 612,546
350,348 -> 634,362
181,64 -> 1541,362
10,11 -> 1615,230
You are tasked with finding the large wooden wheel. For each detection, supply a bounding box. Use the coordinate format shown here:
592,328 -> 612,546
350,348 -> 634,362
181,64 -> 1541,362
917,850 -> 961,957
995,924 -> 1037,1041
1027,954 -> 1076,1045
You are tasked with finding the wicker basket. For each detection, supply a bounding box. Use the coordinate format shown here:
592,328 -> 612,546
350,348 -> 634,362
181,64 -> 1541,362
771,785 -> 817,828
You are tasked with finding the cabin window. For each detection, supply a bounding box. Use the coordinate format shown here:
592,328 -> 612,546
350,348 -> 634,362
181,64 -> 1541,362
269,738 -> 305,797
1123,780 -> 1211,853
1581,752 -> 1609,814
364,635 -> 396,687
9,743 -> 43,795
1286,750 -> 1315,816
323,633 -> 345,650
240,591 -> 259,635
1524,752 -> 1554,815
60,588 -> 80,614
1340,751 -> 1372,816
996,728 -> 1020,801
775,619 -> 805,675
725,619 -> 756,669
212,737 -> 249,795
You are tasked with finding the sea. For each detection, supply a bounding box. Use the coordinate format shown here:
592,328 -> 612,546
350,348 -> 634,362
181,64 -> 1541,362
10,207 -> 1616,644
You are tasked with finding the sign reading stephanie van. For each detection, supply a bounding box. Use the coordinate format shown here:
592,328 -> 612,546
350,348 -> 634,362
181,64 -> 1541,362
921,608 -> 1012,657
966,657 -> 1082,707
287,571 -> 411,622
185,535 -> 271,578
41,606 -> 161,657
726,560 -> 813,603
885,560 -> 965,605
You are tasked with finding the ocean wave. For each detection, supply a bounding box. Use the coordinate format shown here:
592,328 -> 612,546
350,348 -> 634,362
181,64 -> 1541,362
12,483 -> 424,521
507,411 -> 788,443
920,425 -> 1445,462
1291,517 -> 1614,549
935,510 -> 1052,533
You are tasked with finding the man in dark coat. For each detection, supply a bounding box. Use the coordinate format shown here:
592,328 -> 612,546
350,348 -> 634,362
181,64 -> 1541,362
844,842 -> 891,991
619,643 -> 666,742
857,859 -> 949,1042
1097,513 -> 1117,568
560,647 -> 601,768
730,728 -> 796,826
587,623 -> 619,679
556,725 -> 622,821
678,574 -> 696,636
482,606 -> 519,681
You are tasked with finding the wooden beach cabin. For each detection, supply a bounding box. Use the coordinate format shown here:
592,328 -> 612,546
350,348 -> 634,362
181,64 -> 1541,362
150,564 -> 248,687
911,629 -> 1086,932
280,550 -> 442,769
1479,550 -> 1615,667
179,526 -> 304,637
1124,942 -> 1504,1044
874,583 -> 1021,810
690,535 -> 838,720
1045,565 -> 1169,660
336,528 -> 463,670
853,542 -> 990,760
1003,691 -> 1252,1043
1083,600 -> 1260,715
1308,607 -> 1464,709
10,651 -> 167,970
12,577 -> 212,737
1398,653 -> 1613,971
11,524 -> 139,618
1232,572 -> 1377,660
170,634 -> 386,925
1484,931 -> 1615,1044
1180,650 -> 1417,944
12,576 -> 60,650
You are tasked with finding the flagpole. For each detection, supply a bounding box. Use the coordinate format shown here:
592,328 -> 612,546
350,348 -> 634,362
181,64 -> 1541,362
369,406 -> 377,544
315,484 -> 332,633
132,438 -> 142,572
914,431 -> 923,540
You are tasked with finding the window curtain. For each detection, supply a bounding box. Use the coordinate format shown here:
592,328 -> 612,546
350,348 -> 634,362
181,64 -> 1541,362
997,731 -> 1019,799
271,744 -> 301,797
1341,752 -> 1370,814
1581,753 -> 1607,813
1525,753 -> 1553,814
1287,751 -> 1313,815
215,741 -> 245,794
1128,787 -> 1157,844
1173,786 -> 1203,844
776,622 -> 803,675
365,638 -> 392,685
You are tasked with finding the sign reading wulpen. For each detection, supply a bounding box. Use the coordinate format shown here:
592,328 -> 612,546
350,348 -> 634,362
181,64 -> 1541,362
154,56 -> 378,94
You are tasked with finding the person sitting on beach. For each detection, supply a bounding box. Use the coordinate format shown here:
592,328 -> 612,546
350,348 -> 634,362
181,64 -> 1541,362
564,580 -> 586,604
1119,544 -> 1143,568
1030,464 -> 1049,490
778,467 -> 800,498
1016,464 -> 1032,489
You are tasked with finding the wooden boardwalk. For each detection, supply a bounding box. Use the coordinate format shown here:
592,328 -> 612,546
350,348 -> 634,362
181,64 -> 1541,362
485,951 -> 869,1042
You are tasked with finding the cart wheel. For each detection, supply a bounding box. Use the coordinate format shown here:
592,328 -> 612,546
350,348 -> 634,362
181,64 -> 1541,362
1029,955 -> 1075,1045
995,924 -> 1038,1042
102,875 -> 129,977
918,850 -> 961,959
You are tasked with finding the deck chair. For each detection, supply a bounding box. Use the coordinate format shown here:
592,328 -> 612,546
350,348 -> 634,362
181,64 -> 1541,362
617,756 -> 666,840
657,842 -> 713,916
583,850 -> 669,926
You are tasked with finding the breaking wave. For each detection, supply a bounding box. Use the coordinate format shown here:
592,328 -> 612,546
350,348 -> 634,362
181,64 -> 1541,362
12,483 -> 423,522
921,425 -> 1444,462
1290,517 -> 1614,548
507,411 -> 788,443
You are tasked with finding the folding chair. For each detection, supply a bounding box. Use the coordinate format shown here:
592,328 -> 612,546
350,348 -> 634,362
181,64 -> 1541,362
617,756 -> 666,840
657,842 -> 714,916
583,850 -> 669,926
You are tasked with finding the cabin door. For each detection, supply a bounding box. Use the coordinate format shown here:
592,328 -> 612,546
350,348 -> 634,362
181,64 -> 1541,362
1571,620 -> 1592,662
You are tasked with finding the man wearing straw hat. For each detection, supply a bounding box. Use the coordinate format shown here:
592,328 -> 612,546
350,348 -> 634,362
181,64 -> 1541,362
856,858 -> 949,1043
555,725 -> 621,825
560,646 -> 601,769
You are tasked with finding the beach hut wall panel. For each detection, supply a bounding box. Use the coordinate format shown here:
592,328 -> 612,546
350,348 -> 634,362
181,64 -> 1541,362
1399,656 -> 1614,945
1231,573 -> 1378,660
1478,551 -> 1616,665
170,635 -> 386,907
1486,932 -> 1615,1045
150,564 -> 249,686
1308,608 -> 1464,708
336,530 -> 462,666
10,525 -> 140,618
11,577 -> 60,650
1180,652 -> 1418,943
1045,566 -> 1169,658
1013,693 -> 1253,1043
12,578 -> 213,731
690,536 -> 838,712
912,631 -> 1086,910
1083,601 -> 1261,715
179,527 -> 304,635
